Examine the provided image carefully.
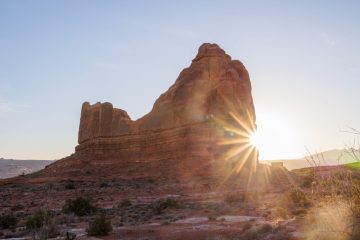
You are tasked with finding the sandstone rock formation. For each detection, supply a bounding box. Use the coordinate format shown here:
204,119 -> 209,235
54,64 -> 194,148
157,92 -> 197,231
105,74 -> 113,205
47,43 -> 258,183
78,43 -> 255,140
78,102 -> 132,143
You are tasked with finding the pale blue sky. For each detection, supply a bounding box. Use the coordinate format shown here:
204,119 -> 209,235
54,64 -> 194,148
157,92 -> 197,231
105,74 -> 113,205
0,0 -> 359,160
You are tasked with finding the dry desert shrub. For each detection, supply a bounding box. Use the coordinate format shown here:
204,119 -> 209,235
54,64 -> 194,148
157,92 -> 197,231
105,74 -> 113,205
26,210 -> 60,240
62,197 -> 96,216
86,215 -> 112,236
151,198 -> 179,214
299,140 -> 360,240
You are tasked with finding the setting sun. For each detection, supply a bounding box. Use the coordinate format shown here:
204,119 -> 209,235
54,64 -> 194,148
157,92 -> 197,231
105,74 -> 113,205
254,112 -> 304,160
250,130 -> 260,148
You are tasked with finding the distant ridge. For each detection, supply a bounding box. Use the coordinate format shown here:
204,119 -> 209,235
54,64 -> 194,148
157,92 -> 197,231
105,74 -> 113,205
0,159 -> 52,179
262,149 -> 360,170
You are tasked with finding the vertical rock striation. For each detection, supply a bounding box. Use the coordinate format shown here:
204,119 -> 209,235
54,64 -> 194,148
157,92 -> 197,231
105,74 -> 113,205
78,102 -> 132,144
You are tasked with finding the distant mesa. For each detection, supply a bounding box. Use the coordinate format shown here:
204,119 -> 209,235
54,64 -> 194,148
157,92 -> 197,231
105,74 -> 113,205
42,43 -> 258,183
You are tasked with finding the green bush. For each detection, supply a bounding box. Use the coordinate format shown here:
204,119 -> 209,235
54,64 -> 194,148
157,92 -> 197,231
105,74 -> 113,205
63,197 -> 96,216
86,215 -> 112,236
26,211 -> 52,230
0,213 -> 18,229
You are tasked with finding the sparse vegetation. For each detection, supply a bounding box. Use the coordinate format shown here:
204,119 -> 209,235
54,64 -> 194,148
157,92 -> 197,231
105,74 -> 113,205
1,139 -> 359,240
86,215 -> 112,236
302,172 -> 316,188
350,181 -> 360,239
288,188 -> 312,208
26,211 -> 52,230
62,197 -> 96,216
26,210 -> 59,239
151,198 -> 179,214
295,143 -> 360,240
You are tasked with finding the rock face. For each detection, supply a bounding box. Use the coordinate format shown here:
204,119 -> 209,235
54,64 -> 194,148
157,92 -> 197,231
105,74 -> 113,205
78,102 -> 132,143
49,43 -> 257,182
79,43 -> 255,140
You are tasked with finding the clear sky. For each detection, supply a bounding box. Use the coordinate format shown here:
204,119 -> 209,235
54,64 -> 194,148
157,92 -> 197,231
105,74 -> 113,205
0,0 -> 359,160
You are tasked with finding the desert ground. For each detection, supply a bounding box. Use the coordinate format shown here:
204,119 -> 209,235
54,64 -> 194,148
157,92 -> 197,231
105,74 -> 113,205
1,161 -> 360,240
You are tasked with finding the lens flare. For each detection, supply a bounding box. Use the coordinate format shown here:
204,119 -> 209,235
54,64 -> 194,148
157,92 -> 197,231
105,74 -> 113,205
212,108 -> 260,190
250,131 -> 259,148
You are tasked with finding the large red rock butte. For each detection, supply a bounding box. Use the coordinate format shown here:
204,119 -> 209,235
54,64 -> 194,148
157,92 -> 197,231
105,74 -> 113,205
45,43 -> 258,183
